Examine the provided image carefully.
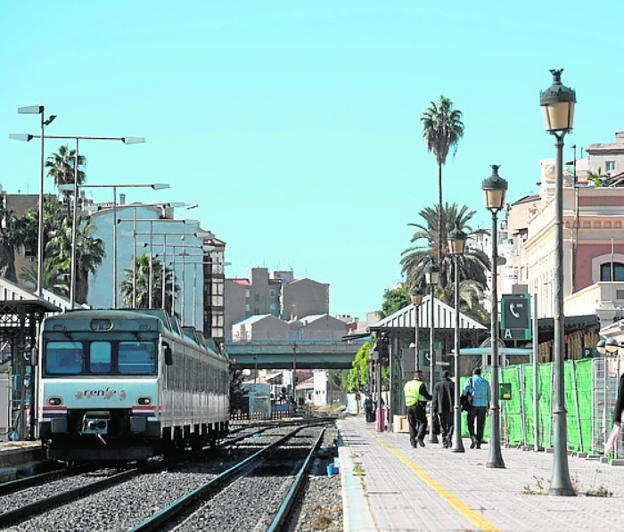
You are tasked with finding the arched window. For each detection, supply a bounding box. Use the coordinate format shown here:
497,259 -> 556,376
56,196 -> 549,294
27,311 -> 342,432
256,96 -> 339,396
600,262 -> 624,281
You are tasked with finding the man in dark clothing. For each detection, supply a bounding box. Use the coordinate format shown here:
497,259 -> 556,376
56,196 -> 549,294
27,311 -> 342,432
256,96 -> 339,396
432,370 -> 454,448
363,396 -> 374,422
404,370 -> 433,448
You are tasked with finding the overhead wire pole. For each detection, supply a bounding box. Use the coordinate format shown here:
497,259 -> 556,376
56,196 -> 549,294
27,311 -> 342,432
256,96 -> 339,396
69,138 -> 80,307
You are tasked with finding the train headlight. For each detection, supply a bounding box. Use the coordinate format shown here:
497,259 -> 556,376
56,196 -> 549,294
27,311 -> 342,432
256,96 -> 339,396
138,397 -> 151,405
48,397 -> 62,406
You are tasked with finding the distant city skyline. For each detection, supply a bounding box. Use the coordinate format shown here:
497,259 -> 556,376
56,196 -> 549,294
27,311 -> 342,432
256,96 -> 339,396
2,1 -> 624,319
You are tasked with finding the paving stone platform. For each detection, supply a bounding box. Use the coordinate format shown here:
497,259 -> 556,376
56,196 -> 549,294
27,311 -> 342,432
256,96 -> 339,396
338,416 -> 624,531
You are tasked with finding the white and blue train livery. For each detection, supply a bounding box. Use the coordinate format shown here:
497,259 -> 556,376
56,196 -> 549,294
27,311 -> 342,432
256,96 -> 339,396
38,309 -> 230,461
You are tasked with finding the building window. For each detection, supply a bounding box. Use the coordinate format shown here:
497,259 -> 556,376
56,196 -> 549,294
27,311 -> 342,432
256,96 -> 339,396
245,289 -> 250,298
245,303 -> 250,312
606,161 -> 616,173
600,262 -> 624,281
269,289 -> 276,297
254,293 -> 260,302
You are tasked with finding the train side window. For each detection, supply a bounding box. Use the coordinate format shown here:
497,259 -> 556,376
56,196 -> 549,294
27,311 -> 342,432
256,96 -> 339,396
118,341 -> 157,375
90,342 -> 112,374
45,341 -> 83,375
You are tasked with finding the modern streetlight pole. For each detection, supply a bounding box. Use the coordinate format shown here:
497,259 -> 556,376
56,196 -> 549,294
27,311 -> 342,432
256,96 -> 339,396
482,164 -> 508,469
424,261 -> 440,443
540,68 -> 577,496
60,183 -> 170,308
448,221 -> 467,453
119,218 -> 196,308
13,107 -> 57,296
10,134 -> 145,305
410,287 -> 425,371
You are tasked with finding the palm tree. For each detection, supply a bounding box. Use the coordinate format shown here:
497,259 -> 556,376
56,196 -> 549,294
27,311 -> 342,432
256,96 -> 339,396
401,202 -> 490,294
45,144 -> 86,214
421,96 -> 464,262
46,215 -> 105,304
121,254 -> 178,311
21,257 -> 69,295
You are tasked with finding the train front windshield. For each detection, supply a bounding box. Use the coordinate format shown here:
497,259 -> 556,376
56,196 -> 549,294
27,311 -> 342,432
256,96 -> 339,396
44,339 -> 158,377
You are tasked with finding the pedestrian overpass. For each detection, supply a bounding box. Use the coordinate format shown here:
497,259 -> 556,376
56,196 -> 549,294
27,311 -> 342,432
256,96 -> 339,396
224,339 -> 367,369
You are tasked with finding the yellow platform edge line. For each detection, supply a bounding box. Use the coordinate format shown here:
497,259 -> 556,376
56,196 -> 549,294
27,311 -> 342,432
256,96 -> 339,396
375,438 -> 501,532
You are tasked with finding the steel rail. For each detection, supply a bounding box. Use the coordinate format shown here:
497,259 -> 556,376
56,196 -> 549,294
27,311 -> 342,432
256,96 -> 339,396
0,463 -> 95,496
0,427 -> 271,528
0,466 -> 142,528
0,467 -> 69,496
267,427 -> 326,532
131,426 -> 308,532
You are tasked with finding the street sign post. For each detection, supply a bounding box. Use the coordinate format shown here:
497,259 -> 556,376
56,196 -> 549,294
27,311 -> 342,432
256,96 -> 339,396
501,294 -> 532,340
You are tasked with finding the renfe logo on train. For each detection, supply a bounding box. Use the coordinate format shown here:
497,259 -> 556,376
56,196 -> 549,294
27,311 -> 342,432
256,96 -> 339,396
75,387 -> 126,400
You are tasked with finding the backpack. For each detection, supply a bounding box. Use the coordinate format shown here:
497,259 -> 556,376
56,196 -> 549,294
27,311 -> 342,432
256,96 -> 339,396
460,377 -> 474,412
460,393 -> 473,412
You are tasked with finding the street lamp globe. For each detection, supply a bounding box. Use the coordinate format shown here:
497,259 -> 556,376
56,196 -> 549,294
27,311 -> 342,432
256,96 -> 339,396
540,69 -> 576,133
410,286 -> 424,306
606,338 -> 619,354
596,339 -> 606,355
424,262 -> 440,286
448,224 -> 467,255
482,165 -> 508,212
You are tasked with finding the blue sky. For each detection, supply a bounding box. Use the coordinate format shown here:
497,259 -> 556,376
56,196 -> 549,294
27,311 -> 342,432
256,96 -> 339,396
1,1 -> 623,319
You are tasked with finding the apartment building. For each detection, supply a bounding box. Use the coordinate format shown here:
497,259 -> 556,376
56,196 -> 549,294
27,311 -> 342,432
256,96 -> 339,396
225,268 -> 329,340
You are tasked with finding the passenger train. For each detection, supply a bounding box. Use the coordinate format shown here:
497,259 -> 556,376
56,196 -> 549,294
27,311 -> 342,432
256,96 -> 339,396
37,309 -> 230,461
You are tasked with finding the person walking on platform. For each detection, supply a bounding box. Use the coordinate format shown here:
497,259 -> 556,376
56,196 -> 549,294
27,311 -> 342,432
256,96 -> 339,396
432,370 -> 454,448
363,395 -> 374,423
463,367 -> 490,449
404,369 -> 432,448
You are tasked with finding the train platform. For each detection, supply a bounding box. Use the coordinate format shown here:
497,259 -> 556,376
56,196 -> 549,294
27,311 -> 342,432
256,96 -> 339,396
337,416 -> 624,531
0,440 -> 45,482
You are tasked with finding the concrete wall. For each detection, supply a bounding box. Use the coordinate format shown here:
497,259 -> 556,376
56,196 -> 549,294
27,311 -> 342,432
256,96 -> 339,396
232,315 -> 293,342
300,315 -> 349,341
282,278 -> 329,319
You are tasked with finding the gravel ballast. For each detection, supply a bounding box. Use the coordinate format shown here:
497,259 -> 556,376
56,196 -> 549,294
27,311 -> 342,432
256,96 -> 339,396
289,427 -> 343,531
9,425 -> 319,531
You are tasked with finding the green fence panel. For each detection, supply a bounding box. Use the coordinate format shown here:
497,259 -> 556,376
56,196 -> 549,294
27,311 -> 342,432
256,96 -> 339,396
565,360 -> 580,452
538,363 -> 553,448
522,364 -> 535,447
574,359 -> 593,453
452,359 -> 593,453
501,366 -> 523,445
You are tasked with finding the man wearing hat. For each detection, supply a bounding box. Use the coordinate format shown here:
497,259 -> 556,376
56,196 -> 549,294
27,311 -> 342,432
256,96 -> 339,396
404,369 -> 432,448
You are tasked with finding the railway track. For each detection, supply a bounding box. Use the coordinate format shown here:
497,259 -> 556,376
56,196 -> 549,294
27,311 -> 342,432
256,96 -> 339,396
0,426 -> 274,530
132,423 -> 329,531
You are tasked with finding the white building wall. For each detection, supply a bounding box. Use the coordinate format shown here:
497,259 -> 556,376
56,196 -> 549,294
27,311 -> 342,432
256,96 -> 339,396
87,204 -> 203,329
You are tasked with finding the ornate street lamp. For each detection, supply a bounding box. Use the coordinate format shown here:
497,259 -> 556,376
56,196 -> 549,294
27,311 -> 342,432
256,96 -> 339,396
410,286 -> 425,371
448,222 -> 467,453
482,164 -> 507,468
424,261 -> 440,443
541,68 -> 577,496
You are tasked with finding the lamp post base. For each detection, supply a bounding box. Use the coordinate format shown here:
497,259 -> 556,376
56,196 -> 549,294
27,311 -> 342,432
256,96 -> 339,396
429,433 -> 439,444
450,446 -> 465,453
548,487 -> 576,497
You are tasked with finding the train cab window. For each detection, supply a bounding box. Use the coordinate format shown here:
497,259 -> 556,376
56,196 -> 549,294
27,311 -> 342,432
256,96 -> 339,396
118,341 -> 157,375
45,341 -> 83,375
89,342 -> 112,374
